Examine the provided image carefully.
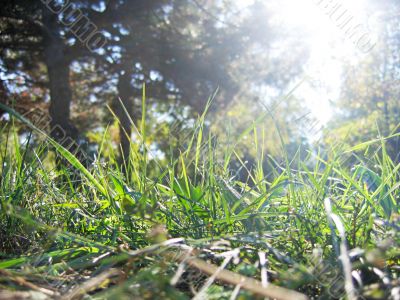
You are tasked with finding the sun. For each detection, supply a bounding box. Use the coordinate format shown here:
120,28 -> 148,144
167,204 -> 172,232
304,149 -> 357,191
278,0 -> 373,123
234,0 -> 375,127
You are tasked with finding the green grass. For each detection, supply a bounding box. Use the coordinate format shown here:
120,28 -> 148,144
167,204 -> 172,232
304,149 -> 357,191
0,101 -> 399,299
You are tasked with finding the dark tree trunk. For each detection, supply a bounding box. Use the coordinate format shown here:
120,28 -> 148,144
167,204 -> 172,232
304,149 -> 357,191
116,71 -> 134,169
41,6 -> 90,178
42,7 -> 77,145
0,80 -> 7,117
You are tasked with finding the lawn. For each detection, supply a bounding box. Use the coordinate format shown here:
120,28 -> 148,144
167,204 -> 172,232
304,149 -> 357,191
0,103 -> 399,299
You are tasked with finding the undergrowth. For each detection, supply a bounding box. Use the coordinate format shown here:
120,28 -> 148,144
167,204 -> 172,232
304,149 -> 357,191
0,100 -> 399,300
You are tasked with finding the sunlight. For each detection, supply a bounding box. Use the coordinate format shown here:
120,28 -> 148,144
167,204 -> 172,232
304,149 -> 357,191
236,0 -> 375,126
285,0 -> 372,125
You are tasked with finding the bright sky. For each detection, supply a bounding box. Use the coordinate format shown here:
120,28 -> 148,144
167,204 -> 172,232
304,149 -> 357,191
234,0 -> 380,126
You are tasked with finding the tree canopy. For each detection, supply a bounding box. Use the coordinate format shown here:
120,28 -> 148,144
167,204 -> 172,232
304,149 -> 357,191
0,0 -> 307,166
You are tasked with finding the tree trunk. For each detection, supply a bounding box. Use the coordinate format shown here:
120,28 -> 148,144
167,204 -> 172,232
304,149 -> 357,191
41,6 -> 89,177
0,80 -> 7,117
42,7 -> 77,145
116,71 -> 134,169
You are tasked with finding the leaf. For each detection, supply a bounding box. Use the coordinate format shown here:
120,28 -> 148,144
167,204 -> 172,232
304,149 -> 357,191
0,257 -> 26,269
352,165 -> 394,217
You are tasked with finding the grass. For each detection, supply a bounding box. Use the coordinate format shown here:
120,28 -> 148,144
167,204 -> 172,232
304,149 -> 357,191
0,99 -> 399,300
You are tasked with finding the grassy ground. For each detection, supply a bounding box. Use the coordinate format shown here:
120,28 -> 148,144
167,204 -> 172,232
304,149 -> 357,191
0,102 -> 399,299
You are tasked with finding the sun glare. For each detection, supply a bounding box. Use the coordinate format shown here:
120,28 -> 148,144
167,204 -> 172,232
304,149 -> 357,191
287,0 -> 372,125
274,0 -> 374,126
236,0 -> 376,129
